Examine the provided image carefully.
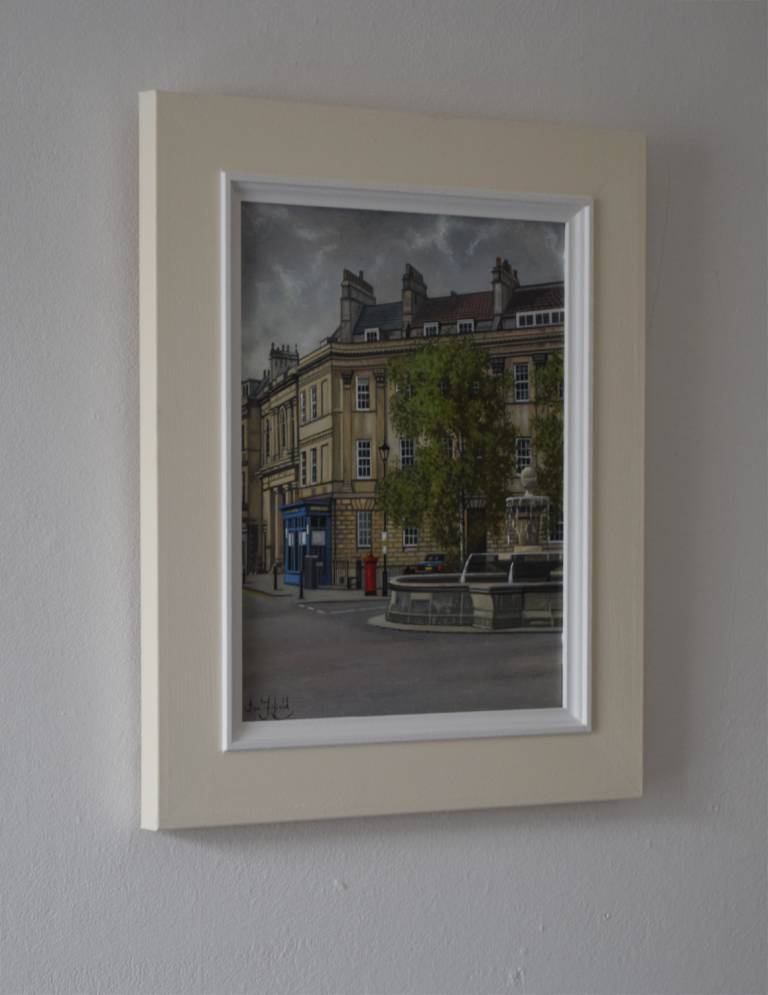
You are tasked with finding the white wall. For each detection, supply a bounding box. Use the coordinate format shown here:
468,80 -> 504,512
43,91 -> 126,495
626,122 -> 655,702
1,2 -> 765,992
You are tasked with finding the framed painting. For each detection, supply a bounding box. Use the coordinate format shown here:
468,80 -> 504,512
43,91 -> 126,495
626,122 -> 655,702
140,92 -> 645,828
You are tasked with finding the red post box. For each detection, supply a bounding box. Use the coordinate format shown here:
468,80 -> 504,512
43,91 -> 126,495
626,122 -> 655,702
364,554 -> 378,596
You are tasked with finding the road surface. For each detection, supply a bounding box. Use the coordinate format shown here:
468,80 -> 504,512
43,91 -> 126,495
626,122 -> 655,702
242,591 -> 562,721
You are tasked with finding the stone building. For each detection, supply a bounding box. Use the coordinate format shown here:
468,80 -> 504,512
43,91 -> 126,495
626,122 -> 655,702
240,377 -> 262,576
244,259 -> 564,585
253,345 -> 300,573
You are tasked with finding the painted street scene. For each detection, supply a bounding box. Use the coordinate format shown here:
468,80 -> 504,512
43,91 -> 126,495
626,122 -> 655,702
241,203 -> 565,721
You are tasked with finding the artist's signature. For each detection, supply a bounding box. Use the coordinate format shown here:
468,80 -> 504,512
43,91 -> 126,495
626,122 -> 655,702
245,695 -> 294,720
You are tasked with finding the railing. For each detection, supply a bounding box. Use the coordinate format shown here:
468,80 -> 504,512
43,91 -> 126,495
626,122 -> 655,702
329,559 -> 423,591
330,559 -> 362,590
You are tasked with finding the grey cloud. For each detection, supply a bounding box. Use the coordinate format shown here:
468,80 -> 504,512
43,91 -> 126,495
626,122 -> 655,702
242,203 -> 564,379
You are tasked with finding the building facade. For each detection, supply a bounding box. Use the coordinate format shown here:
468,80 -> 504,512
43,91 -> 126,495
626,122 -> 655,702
242,259 -> 564,585
240,377 -> 262,577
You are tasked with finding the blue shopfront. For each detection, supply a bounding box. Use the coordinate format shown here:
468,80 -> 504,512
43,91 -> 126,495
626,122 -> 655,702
281,499 -> 333,586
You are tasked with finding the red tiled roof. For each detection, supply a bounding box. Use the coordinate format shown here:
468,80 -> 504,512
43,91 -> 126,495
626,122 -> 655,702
413,291 -> 494,324
503,283 -> 564,313
409,283 -> 564,326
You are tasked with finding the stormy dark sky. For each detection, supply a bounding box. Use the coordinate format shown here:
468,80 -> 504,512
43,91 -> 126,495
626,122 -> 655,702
241,202 -> 564,380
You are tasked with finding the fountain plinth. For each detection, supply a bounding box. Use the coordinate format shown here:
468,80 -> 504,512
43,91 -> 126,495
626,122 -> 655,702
506,466 -> 551,551
385,549 -> 563,632
383,472 -> 564,632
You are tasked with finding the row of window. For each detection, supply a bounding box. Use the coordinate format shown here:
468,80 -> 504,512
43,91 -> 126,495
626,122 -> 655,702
262,364 -> 535,462
266,432 -> 532,481
356,511 -> 418,549
306,374 -> 373,412
262,403 -> 297,460
365,310 -> 563,339
356,508 -> 560,549
299,381 -> 328,424
516,309 -> 565,328
394,363 -> 530,399
299,445 -> 330,486
356,510 -> 561,549
422,319 -> 474,337
266,362 -> 535,444
365,322 -> 476,339
353,436 -> 531,478
353,438 -> 415,478
294,437 -> 419,486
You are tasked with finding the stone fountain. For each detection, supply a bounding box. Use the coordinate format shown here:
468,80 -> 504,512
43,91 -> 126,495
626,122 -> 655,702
506,466 -> 551,550
383,467 -> 563,632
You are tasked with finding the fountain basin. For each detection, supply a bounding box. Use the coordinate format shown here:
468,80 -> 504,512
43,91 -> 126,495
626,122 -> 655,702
385,554 -> 563,632
386,574 -> 473,627
468,581 -> 563,631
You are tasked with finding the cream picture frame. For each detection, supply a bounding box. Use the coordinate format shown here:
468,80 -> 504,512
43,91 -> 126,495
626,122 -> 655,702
140,91 -> 645,829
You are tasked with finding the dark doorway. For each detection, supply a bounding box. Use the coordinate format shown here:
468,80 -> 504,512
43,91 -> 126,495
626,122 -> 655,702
466,507 -> 487,555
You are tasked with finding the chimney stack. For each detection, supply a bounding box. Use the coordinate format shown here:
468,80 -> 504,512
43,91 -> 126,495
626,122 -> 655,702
492,257 -> 519,318
269,343 -> 299,380
338,269 -> 376,342
402,263 -> 428,328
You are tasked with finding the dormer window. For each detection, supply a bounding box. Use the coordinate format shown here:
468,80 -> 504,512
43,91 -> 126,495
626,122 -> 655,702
516,309 -> 565,328
423,322 -> 439,337
457,319 -> 474,334
364,328 -> 380,342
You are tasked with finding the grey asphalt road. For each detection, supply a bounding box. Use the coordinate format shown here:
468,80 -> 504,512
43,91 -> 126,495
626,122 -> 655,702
243,591 -> 562,721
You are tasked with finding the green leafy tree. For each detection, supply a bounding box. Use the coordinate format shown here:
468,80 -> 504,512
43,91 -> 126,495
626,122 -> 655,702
378,337 -> 518,565
530,351 -> 564,513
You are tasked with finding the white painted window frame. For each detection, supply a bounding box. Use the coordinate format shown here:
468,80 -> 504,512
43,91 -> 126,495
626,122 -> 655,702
221,174 -> 593,752
423,321 -> 439,337
457,318 -> 475,334
364,327 -> 380,342
402,526 -> 419,548
513,362 -> 530,401
356,510 -> 372,548
516,436 -> 532,470
355,438 -> 372,480
516,309 -> 565,329
355,375 -> 370,410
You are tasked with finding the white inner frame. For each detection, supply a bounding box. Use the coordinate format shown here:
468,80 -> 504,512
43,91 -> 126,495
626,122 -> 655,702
221,175 -> 592,751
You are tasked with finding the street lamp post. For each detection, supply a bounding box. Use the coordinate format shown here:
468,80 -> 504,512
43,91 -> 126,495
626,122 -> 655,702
378,440 -> 390,596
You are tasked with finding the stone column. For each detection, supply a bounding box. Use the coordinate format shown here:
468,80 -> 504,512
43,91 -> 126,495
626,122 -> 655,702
374,368 -> 386,475
341,371 -> 353,485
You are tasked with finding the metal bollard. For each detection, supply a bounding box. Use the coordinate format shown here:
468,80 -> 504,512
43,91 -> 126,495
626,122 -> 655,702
299,570 -> 304,600
346,560 -> 351,591
273,563 -> 278,591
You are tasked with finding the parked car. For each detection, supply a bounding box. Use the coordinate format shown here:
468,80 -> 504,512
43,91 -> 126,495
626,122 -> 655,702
404,553 -> 448,574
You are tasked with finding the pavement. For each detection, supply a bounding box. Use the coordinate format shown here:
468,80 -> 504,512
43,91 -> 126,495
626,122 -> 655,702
245,571 -> 386,604
242,589 -> 562,721
367,614 -> 560,635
